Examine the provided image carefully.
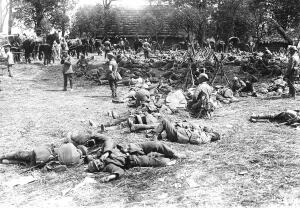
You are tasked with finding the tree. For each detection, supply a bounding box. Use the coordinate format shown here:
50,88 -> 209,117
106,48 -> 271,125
0,0 -> 10,33
248,0 -> 300,44
168,7 -> 203,40
212,0 -> 253,41
139,10 -> 167,40
13,0 -> 77,36
50,0 -> 77,36
103,0 -> 117,10
164,0 -> 218,45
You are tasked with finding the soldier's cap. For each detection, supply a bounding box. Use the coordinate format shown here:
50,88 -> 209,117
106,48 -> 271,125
288,46 -> 298,51
198,73 -> 209,80
107,52 -> 116,59
77,145 -> 88,156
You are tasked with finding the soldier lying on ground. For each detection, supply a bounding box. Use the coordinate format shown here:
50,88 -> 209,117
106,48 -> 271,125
267,75 -> 287,95
215,85 -> 239,104
249,110 -> 300,127
0,143 -> 87,171
98,109 -> 160,132
127,112 -> 160,132
155,118 -> 221,145
231,76 -> 257,97
85,135 -> 184,182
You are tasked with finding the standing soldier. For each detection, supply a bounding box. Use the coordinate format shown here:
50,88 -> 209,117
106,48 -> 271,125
124,38 -> 129,51
119,38 -> 125,53
107,52 -> 120,98
142,38 -> 151,59
285,46 -> 300,98
61,38 -> 69,53
104,38 -> 112,59
61,51 -> 74,91
5,47 -> 14,77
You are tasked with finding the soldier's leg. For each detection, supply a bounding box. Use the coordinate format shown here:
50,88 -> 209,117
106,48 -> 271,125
104,115 -> 129,127
250,113 -> 277,121
128,155 -> 170,168
130,124 -> 157,132
287,78 -> 296,97
69,74 -> 73,89
157,118 -> 178,142
108,79 -> 114,97
0,150 -> 34,164
139,141 -> 179,158
114,81 -> 118,97
7,65 -> 13,77
63,74 -> 67,90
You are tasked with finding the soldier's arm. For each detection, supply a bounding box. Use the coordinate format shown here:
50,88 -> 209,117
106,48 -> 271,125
92,134 -> 115,154
101,163 -> 125,182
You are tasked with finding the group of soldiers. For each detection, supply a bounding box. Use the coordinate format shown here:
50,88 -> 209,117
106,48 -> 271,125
1,34 -> 299,182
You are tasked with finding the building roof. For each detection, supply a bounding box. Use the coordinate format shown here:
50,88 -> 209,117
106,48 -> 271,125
98,6 -> 182,37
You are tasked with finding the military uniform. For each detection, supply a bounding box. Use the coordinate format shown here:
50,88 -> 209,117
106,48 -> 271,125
87,135 -> 179,179
250,110 -> 300,125
62,54 -> 74,91
104,40 -> 112,59
142,41 -> 151,59
0,143 -> 86,167
107,58 -> 119,97
286,48 -> 300,97
156,119 -> 216,145
190,81 -> 214,118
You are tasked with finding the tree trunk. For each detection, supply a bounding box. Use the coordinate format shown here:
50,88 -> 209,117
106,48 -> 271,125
0,0 -> 3,33
8,0 -> 12,34
61,8 -> 66,37
268,17 -> 293,45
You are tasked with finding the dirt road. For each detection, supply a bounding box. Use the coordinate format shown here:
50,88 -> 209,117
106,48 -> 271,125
0,57 -> 300,208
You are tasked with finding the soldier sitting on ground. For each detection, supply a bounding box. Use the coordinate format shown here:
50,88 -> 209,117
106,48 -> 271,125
215,85 -> 239,104
249,110 -> 300,127
231,76 -> 256,96
76,54 -> 89,71
188,73 -> 215,118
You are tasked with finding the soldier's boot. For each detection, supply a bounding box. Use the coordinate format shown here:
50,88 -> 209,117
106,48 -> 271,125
136,115 -> 143,124
250,114 -> 274,122
130,124 -> 157,132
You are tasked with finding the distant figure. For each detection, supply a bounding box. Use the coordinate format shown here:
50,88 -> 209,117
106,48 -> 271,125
142,39 -> 151,59
190,73 -> 215,118
104,39 -> 112,59
134,38 -> 142,54
285,46 -> 300,98
61,38 -> 69,53
119,38 -> 125,53
124,38 -> 129,50
106,52 -> 119,98
76,54 -> 88,71
4,47 -> 14,77
231,76 -> 246,94
61,51 -> 74,91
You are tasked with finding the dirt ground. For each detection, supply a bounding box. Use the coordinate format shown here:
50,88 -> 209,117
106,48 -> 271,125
0,55 -> 300,208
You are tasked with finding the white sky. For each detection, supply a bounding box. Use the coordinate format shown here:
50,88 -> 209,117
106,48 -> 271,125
78,0 -> 149,9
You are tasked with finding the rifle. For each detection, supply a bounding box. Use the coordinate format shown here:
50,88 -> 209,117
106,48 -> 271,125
20,155 -> 58,174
